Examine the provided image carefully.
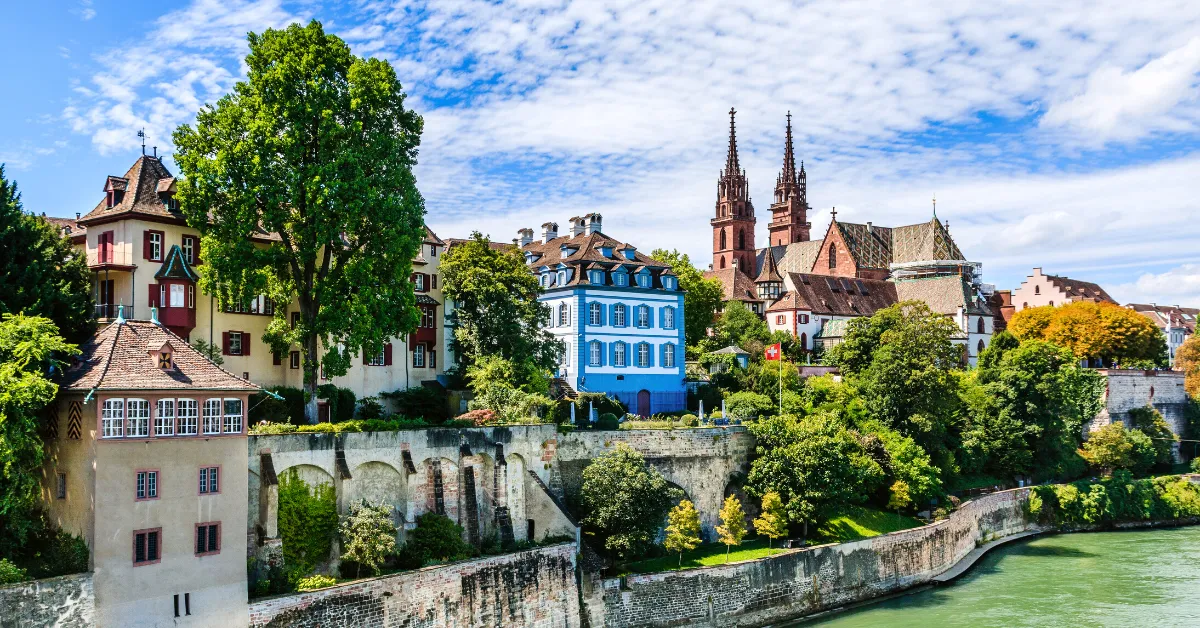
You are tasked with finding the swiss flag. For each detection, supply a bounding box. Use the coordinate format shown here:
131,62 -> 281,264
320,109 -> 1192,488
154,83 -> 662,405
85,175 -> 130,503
764,343 -> 782,361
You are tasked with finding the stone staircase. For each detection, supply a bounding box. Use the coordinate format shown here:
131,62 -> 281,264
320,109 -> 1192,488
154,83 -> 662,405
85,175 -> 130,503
551,377 -> 578,400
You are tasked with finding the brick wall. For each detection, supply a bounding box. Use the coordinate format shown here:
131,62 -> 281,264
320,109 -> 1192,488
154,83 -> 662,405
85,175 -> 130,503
591,488 -> 1032,627
0,572 -> 94,627
247,543 -> 580,628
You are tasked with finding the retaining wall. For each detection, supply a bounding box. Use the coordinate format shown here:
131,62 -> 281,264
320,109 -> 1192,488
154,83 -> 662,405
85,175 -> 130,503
587,488 -> 1033,627
247,543 -> 580,628
0,572 -> 94,628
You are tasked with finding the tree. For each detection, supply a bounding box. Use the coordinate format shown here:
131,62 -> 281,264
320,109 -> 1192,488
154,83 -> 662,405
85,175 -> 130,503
752,492 -> 788,554
173,21 -> 426,423
405,513 -> 472,563
1081,423 -> 1149,476
0,166 -> 93,345
277,469 -> 339,578
865,421 -> 943,510
663,500 -> 702,566
716,495 -> 747,562
339,502 -> 397,578
708,301 -> 771,357
1176,334 -> 1200,399
440,232 -> 561,385
747,413 -> 885,537
1127,406 -> 1177,470
191,339 -> 224,366
1009,301 -> 1166,367
650,249 -> 725,347
725,391 -> 776,420
0,315 -> 78,557
580,443 -> 680,559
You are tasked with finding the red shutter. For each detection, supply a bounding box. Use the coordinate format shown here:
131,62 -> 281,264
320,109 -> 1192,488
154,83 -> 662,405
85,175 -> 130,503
241,332 -> 251,356
192,237 -> 202,265
221,332 -> 231,355
384,343 -> 393,366
148,284 -> 158,307
143,231 -> 151,260
431,274 -> 438,290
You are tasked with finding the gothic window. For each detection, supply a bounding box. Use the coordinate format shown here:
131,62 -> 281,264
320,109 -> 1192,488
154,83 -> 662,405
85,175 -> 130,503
828,244 -> 837,268
977,318 -> 985,334
720,257 -> 726,269
1035,285 -> 1040,295
977,339 -> 986,354
738,229 -> 745,249
720,230 -> 727,250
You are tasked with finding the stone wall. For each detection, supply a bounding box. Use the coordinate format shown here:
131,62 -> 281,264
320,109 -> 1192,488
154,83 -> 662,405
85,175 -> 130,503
556,428 -> 755,537
247,543 -> 580,628
0,572 -> 94,628
1091,369 -> 1190,459
588,488 -> 1032,627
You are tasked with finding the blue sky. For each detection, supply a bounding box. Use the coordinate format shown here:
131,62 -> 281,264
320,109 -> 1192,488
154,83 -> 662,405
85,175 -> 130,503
3,0 -> 1200,304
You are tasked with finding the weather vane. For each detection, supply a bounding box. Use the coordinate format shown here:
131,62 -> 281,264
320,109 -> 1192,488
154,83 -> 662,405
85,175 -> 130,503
137,128 -> 146,155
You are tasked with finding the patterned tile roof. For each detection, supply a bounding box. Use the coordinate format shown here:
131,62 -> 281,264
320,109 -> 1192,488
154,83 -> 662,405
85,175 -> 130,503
835,221 -> 893,270
61,320 -> 260,392
890,218 -> 965,264
704,266 -> 760,303
754,244 -> 783,283
1128,303 -> 1198,333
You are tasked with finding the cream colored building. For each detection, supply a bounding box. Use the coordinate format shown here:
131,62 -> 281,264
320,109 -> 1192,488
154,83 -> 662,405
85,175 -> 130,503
43,317 -> 259,627
1010,267 -> 1116,312
71,154 -> 445,414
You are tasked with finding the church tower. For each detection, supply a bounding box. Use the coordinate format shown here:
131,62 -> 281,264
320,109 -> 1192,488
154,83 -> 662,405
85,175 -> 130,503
767,112 -> 811,246
711,108 -> 757,273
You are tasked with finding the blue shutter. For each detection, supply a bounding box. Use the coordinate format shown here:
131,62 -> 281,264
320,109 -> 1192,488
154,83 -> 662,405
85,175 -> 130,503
658,306 -> 664,328
610,341 -> 617,367
648,342 -> 655,368
645,305 -> 654,329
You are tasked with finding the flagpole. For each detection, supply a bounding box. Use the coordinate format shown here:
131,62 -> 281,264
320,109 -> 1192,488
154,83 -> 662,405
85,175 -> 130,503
778,345 -> 783,416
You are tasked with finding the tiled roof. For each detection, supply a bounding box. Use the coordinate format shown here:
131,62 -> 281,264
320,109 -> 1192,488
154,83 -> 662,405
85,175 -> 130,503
80,156 -> 182,225
890,218 -> 964,264
709,345 -> 749,355
773,240 -> 824,275
773,273 -> 897,317
704,267 -> 760,303
524,231 -> 669,288
61,320 -> 260,392
1045,274 -> 1116,304
423,225 -> 444,245
835,221 -> 893,270
445,237 -> 517,253
754,245 -> 783,283
816,318 -> 851,339
40,215 -> 85,238
894,275 -> 991,317
1128,303 -> 1198,333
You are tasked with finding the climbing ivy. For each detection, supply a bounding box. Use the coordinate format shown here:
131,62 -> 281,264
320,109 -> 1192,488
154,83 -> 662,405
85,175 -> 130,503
278,469 -> 338,580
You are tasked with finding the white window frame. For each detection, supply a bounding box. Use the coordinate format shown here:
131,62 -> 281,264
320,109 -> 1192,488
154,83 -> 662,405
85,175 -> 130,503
156,399 -> 175,436
126,399 -> 150,437
149,232 -> 162,261
636,273 -> 650,288
158,284 -> 166,308
414,274 -> 425,291
228,332 -> 243,356
223,398 -> 243,434
614,342 -> 626,367
590,341 -> 602,366
664,343 -> 676,368
590,270 -> 604,284
366,348 -> 385,366
614,304 -> 626,327
557,270 -> 567,285
188,285 -> 195,309
614,273 -> 627,287
589,302 -> 601,326
102,399 -> 124,438
413,344 -> 426,368
637,343 -> 649,367
177,398 -> 198,435
203,399 -> 222,435
562,344 -> 570,365
636,305 -> 650,328
558,303 -> 569,326
170,284 -> 185,308
664,306 -> 676,330
137,470 -> 158,499
182,237 -> 194,263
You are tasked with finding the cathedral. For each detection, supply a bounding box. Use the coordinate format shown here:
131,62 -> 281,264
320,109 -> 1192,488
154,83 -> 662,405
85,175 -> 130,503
702,109 -> 997,364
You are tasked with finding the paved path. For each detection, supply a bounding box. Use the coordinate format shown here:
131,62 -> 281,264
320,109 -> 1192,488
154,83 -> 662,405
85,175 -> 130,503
933,530 -> 1043,584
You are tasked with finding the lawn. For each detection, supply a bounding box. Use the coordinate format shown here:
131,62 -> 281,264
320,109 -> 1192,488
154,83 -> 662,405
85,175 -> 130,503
624,538 -> 784,573
814,505 -> 924,544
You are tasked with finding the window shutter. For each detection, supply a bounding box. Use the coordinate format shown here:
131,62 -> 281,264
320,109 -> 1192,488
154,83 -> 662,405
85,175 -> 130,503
431,275 -> 438,290
221,332 -> 231,355
646,306 -> 654,329
648,343 -> 655,368
143,230 -> 151,260
241,332 -> 251,356
148,284 -> 158,308
192,238 -> 202,265
384,343 -> 393,366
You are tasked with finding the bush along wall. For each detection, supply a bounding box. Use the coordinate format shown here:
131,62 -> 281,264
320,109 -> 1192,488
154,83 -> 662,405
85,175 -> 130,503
1028,472 -> 1200,528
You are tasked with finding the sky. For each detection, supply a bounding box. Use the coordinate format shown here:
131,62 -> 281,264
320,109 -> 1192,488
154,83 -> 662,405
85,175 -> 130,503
3,0 -> 1200,305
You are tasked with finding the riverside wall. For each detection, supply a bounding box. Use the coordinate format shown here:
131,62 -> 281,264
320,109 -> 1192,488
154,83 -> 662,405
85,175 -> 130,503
247,543 -> 580,628
0,572 -> 94,627
586,488 -> 1034,627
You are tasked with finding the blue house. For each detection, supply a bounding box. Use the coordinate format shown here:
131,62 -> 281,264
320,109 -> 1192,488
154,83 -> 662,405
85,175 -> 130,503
518,213 -> 686,417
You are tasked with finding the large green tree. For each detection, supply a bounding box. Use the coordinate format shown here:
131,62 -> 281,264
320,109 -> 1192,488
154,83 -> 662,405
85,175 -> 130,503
708,300 -> 771,356
650,250 -> 725,347
1009,301 -> 1166,367
0,315 -> 78,557
580,443 -> 679,559
173,21 -> 425,422
0,167 -> 93,344
440,232 -> 561,383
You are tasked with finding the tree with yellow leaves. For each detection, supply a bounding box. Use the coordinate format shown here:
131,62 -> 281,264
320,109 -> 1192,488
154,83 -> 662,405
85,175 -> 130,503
1009,301 -> 1166,368
1176,335 -> 1200,398
716,495 -> 747,563
752,492 -> 788,555
663,500 -> 702,567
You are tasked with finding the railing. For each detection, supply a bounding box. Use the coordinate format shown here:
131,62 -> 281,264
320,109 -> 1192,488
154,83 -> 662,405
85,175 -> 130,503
94,303 -> 117,319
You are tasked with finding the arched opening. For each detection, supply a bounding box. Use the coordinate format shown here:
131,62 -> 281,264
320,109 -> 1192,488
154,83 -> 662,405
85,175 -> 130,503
977,317 -> 985,334
738,229 -> 745,249
828,243 -> 837,268
1035,285 -> 1041,295
977,339 -> 986,355
720,230 -> 727,250
347,462 -> 407,537
720,256 -> 726,269
637,390 -> 651,417
800,332 -> 807,349
504,453 -> 528,541
1022,302 -> 1029,309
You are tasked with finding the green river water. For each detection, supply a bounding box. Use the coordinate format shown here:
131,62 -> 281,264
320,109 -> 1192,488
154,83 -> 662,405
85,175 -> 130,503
804,526 -> 1200,628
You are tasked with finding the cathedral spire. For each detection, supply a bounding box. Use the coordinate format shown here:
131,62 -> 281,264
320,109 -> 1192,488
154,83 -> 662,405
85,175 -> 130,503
767,112 -> 811,247
725,108 -> 740,175
781,111 -> 797,184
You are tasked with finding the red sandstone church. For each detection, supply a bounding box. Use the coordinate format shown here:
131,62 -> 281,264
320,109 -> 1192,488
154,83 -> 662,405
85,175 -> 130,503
703,109 -> 997,364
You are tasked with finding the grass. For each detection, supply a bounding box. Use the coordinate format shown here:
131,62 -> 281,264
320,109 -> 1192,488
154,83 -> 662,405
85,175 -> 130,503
814,505 -> 924,544
623,538 -> 783,573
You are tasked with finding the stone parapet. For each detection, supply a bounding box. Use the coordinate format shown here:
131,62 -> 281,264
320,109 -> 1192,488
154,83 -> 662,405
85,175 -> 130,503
0,572 -> 94,628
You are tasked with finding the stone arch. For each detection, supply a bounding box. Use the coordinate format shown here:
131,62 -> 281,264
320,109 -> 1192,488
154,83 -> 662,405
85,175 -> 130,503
416,457 -> 460,524
720,230 -> 727,250
346,461 -> 407,532
723,478 -> 759,533
504,453 -> 528,541
280,463 -> 335,490
460,453 -> 497,546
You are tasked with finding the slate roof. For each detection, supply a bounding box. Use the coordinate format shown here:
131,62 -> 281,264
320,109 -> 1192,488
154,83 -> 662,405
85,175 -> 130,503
41,215 -> 84,238
445,237 -> 516,253
1045,274 -> 1116,304
709,345 -> 749,355
153,245 -> 199,282
704,266 -> 760,303
1128,303 -> 1198,333
522,231 -> 666,269
80,156 -> 182,225
767,273 -> 897,317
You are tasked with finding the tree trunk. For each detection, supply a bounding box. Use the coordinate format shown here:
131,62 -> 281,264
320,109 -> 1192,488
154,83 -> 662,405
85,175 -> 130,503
304,334 -> 320,425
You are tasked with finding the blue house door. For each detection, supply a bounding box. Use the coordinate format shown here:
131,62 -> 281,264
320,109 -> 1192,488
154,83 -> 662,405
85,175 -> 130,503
637,390 -> 651,418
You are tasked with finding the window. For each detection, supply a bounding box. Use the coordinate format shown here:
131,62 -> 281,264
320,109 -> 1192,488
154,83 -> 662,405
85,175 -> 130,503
420,306 -> 436,329
228,332 -> 243,355
663,343 -> 676,368
290,351 -> 300,369
590,341 -> 602,366
720,230 -> 727,249
199,467 -> 220,494
182,236 -> 197,264
1049,300 -> 1054,306
174,593 -> 191,618
156,399 -> 175,436
178,399 -> 198,435
562,344 -> 570,365
291,312 -> 300,329
977,339 -> 986,355
590,270 -> 604,285
170,284 -> 185,308
136,470 -> 159,500
158,349 -> 172,370
413,344 -> 426,368
799,314 -> 810,324
557,271 -> 567,285
126,399 -> 150,437
188,285 -> 195,309
430,244 -> 438,257
558,303 -> 569,326
158,284 -> 165,308
663,276 -> 675,290
636,273 -> 650,288
196,523 -> 220,556
414,274 -> 425,291
636,305 -> 650,328
1034,285 -> 1041,295
614,342 -> 626,367
133,528 -> 161,566
738,229 -> 745,249
977,318 -> 985,334
223,398 -> 243,434
664,307 -> 676,329
613,304 -> 626,327
56,473 -> 66,499
589,302 -> 602,326
613,273 -> 627,287
776,315 -> 785,325
203,399 -> 221,434
366,347 -> 386,366
541,274 -> 549,288
147,231 -> 162,261
828,243 -> 837,268
637,343 -> 650,367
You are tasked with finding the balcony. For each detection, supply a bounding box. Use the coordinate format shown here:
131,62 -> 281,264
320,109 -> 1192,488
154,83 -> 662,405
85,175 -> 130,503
94,303 -> 118,319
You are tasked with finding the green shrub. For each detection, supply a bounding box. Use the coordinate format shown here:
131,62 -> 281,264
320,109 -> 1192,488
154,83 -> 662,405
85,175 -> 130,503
680,414 -> 699,427
19,529 -> 89,579
382,386 -> 450,424
250,386 -> 306,425
356,396 -> 386,420
278,470 -> 339,579
725,391 -> 776,420
0,558 -> 27,585
295,574 -> 337,592
403,513 -> 472,565
595,413 -> 620,430
1030,475 -> 1200,526
251,422 -> 300,435
317,384 -> 356,423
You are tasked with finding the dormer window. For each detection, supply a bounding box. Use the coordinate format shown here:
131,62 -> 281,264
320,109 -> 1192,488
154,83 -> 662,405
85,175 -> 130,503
600,246 -> 613,258
154,342 -> 174,370
636,273 -> 650,288
160,193 -> 180,212
623,248 -> 636,260
590,270 -> 605,285
557,270 -> 567,285
613,272 -> 628,287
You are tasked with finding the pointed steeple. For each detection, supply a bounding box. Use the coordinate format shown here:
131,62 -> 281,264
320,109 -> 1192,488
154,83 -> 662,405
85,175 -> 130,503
724,108 -> 740,175
768,112 -> 811,246
781,111 -> 797,185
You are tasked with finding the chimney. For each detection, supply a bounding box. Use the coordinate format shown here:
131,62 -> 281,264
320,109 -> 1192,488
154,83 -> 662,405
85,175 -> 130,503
518,228 -> 534,247
866,221 -> 872,233
732,258 -> 739,271
585,213 -> 603,236
1033,267 -> 1043,275
541,222 -> 558,242
569,216 -> 586,237
153,146 -> 157,158
75,212 -> 80,220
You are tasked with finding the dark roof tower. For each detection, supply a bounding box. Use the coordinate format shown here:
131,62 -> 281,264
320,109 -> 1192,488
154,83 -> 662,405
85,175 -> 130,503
767,112 -> 811,247
711,108 -> 757,274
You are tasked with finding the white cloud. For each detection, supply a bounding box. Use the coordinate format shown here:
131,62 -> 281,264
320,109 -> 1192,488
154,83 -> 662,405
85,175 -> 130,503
74,0 -> 95,21
1112,264 -> 1200,306
1041,37 -> 1200,143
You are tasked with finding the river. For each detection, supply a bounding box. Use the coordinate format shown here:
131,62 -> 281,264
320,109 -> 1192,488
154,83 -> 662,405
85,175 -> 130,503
804,527 -> 1200,628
